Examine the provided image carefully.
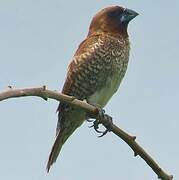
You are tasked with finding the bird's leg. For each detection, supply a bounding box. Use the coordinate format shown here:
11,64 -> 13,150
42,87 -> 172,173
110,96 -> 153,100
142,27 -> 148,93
88,108 -> 104,133
86,103 -> 104,132
87,103 -> 113,137
96,108 -> 113,137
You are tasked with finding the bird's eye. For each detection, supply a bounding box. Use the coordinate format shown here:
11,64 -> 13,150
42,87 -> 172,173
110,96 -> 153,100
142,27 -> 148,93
108,9 -> 124,19
109,11 -> 117,16
108,10 -> 120,17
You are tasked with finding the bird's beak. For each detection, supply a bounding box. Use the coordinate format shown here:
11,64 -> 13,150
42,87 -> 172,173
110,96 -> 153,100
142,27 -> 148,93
121,8 -> 139,23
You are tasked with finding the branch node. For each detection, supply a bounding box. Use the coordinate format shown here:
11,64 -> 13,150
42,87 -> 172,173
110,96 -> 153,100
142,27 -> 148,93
43,96 -> 48,101
42,85 -> 46,90
131,136 -> 136,141
134,151 -> 138,157
8,85 -> 13,89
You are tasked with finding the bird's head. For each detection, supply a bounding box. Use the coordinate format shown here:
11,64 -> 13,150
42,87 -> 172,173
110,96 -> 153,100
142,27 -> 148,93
88,6 -> 138,37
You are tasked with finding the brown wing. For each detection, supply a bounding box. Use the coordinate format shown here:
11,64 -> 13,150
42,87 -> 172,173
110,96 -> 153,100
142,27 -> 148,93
62,34 -> 103,97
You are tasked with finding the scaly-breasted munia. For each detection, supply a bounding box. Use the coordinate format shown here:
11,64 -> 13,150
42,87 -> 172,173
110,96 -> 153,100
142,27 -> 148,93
47,5 -> 138,172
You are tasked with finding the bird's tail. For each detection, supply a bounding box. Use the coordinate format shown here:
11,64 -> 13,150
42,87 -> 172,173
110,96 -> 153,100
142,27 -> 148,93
46,128 -> 70,172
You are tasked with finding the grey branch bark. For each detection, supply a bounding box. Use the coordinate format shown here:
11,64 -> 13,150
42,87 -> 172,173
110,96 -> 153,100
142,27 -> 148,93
0,86 -> 173,180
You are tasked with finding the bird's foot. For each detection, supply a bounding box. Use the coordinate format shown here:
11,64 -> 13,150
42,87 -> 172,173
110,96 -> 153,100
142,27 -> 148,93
89,106 -> 113,137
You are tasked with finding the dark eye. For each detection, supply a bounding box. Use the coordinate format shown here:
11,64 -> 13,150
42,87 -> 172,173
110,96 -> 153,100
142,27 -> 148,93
108,9 -> 123,18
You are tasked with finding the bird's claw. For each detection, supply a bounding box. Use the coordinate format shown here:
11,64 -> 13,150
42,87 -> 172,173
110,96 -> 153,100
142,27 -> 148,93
89,119 -> 103,133
98,113 -> 113,137
98,129 -> 108,138
89,106 -> 113,137
93,119 -> 104,133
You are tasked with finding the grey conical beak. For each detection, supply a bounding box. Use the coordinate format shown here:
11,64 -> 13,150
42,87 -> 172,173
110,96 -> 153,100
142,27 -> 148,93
125,8 -> 139,19
121,8 -> 139,23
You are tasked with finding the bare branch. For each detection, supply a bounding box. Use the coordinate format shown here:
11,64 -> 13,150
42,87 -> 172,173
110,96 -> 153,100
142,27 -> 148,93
0,86 -> 173,180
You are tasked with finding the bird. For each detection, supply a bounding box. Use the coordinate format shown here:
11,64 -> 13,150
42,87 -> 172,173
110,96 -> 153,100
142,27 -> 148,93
46,5 -> 138,172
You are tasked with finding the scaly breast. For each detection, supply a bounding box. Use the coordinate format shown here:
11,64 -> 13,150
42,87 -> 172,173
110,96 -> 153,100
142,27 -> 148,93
88,35 -> 130,107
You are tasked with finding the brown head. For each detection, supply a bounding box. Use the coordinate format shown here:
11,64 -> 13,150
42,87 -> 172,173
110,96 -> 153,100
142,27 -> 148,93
88,6 -> 138,37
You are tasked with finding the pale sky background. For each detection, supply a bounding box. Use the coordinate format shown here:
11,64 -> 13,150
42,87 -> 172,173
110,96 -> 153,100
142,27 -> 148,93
0,0 -> 178,180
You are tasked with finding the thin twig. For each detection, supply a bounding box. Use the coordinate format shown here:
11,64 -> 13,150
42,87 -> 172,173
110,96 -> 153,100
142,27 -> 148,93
0,86 -> 173,180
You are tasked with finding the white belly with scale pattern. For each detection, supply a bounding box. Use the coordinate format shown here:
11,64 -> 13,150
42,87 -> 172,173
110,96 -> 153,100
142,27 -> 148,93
87,73 -> 124,107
